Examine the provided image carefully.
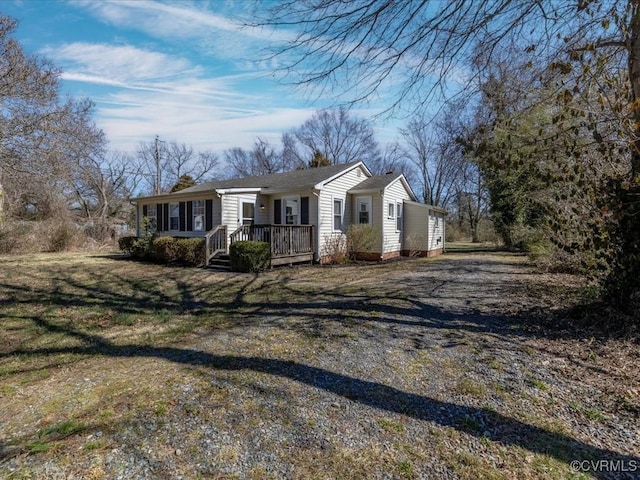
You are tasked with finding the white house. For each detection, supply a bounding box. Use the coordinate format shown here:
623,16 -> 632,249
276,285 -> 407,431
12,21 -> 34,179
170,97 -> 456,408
132,162 -> 446,266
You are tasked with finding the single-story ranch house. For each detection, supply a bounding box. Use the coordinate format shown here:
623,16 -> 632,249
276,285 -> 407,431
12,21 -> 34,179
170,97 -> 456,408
132,161 -> 446,266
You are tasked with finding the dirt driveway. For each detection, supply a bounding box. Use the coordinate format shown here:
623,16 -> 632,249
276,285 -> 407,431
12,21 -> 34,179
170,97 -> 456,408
0,250 -> 638,479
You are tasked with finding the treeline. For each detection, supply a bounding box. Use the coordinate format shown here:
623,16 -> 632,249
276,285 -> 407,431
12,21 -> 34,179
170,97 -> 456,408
0,8 -> 486,254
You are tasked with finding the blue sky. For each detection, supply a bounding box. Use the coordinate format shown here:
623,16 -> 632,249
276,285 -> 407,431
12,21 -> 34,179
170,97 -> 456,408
2,0 -> 411,156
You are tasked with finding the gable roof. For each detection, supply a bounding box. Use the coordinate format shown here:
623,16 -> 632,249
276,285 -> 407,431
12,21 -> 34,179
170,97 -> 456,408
348,172 -> 418,201
134,161 -> 368,200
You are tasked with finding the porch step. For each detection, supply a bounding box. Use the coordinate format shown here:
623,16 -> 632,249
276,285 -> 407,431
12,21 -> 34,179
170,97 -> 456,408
208,254 -> 231,270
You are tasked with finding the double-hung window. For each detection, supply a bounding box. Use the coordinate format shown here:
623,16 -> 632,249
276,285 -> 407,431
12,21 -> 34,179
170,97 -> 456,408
146,204 -> 157,231
333,199 -> 343,231
396,202 -> 403,231
193,200 -> 205,231
169,203 -> 179,231
387,202 -> 395,220
357,198 -> 370,224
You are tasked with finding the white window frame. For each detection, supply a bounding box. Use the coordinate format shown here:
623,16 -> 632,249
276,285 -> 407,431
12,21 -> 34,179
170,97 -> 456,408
169,202 -> 180,231
145,204 -> 157,231
193,200 -> 205,231
283,196 -> 300,225
333,197 -> 344,231
387,202 -> 395,220
356,196 -> 371,225
396,202 -> 403,232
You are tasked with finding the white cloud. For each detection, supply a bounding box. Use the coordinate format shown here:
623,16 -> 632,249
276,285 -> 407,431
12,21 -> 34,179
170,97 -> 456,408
96,88 -> 314,153
71,0 -> 289,60
44,42 -> 195,84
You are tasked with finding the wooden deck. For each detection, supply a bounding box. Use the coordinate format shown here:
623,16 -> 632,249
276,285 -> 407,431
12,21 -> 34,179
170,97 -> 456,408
229,224 -> 314,265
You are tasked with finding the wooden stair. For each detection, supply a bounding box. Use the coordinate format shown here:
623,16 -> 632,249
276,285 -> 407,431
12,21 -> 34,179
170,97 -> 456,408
208,253 -> 231,270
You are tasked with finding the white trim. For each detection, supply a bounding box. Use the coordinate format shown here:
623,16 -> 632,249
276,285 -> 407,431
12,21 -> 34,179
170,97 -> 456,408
313,162 -> 371,190
168,202 -> 180,231
403,199 -> 448,214
282,195 -> 301,225
355,196 -> 372,225
396,201 -> 403,232
193,200 -> 205,231
216,187 -> 262,195
237,196 -> 256,226
332,195 -> 345,232
387,202 -> 395,220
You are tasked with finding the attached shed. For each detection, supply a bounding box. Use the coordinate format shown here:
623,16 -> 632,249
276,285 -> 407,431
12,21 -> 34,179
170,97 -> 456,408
402,201 -> 447,257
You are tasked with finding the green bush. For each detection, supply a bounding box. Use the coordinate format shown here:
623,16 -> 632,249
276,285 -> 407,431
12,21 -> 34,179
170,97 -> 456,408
176,238 -> 205,266
229,241 -> 270,272
153,236 -> 180,263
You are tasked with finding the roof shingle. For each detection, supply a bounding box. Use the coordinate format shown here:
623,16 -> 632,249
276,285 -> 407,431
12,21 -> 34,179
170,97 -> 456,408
174,161 -> 363,194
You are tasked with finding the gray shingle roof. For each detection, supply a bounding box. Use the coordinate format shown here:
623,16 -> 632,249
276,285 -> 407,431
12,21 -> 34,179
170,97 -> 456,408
348,172 -> 403,192
175,161 -> 363,194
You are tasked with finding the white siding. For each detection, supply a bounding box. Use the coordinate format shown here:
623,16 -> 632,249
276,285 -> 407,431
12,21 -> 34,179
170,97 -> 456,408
402,202 -> 430,252
221,193 -> 259,230
268,190 -> 318,226
318,165 -> 370,257
381,179 -> 413,254
255,194 -> 270,224
428,210 -> 445,251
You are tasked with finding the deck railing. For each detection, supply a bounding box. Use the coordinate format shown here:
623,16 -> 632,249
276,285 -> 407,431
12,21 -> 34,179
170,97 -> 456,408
205,225 -> 228,264
229,224 -> 314,259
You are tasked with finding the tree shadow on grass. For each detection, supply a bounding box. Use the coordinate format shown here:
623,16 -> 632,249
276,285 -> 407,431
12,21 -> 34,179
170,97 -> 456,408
1,256 -> 638,477
1,326 -> 638,479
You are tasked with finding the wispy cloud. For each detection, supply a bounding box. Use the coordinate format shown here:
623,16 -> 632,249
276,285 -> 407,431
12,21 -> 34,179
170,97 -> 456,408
71,0 -> 288,60
98,88 -> 314,153
43,42 -> 195,83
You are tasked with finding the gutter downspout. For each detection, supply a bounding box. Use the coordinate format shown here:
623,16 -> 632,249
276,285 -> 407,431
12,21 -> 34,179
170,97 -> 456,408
312,189 -> 321,262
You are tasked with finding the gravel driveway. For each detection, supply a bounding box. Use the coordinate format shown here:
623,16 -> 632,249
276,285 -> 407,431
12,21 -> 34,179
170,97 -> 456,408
1,251 -> 638,479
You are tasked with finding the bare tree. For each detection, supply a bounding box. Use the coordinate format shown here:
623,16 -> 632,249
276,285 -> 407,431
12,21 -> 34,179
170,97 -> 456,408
397,108 -> 465,208
257,2 -> 581,115
455,161 -> 489,243
136,139 -> 219,193
255,1 -> 640,307
223,137 -> 286,178
71,151 -> 140,221
0,15 -> 106,222
286,107 -> 381,166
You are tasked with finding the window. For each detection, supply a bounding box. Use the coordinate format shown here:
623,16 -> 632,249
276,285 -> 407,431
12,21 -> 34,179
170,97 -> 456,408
284,198 -> 298,225
193,200 -> 205,231
242,202 -> 255,225
333,199 -> 343,230
387,202 -> 395,219
357,197 -> 370,224
169,202 -> 179,230
146,204 -> 157,230
396,202 -> 403,231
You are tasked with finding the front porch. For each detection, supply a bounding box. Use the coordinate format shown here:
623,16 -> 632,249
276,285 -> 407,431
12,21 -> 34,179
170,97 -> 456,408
205,224 -> 314,268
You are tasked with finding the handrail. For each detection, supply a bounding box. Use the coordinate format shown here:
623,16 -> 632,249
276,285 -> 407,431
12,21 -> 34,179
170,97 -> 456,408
205,225 -> 228,264
229,224 -> 314,258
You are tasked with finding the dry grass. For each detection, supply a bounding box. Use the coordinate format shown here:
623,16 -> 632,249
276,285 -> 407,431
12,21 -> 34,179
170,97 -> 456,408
0,251 -> 637,479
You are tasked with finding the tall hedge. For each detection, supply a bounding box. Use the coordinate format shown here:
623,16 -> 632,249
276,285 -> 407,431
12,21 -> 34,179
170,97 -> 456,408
229,241 -> 270,272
